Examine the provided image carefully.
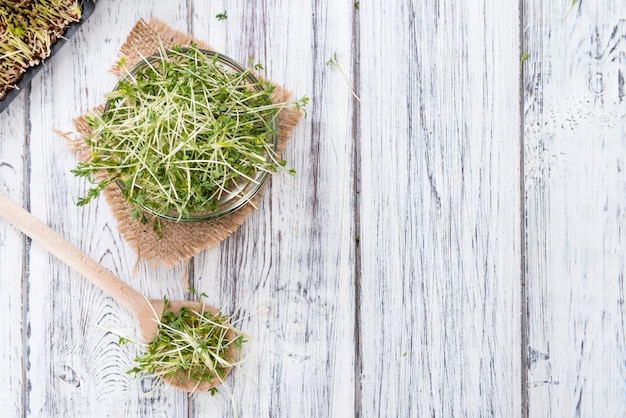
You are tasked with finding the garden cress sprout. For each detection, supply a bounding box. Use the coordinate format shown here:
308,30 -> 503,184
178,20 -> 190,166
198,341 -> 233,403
119,296 -> 247,394
0,0 -> 81,99
72,44 -> 308,222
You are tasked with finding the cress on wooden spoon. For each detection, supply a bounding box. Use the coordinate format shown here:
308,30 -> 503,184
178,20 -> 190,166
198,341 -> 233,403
0,191 -> 242,392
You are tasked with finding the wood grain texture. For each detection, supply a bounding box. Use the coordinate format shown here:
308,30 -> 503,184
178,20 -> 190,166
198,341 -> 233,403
23,2 -> 192,416
357,1 -> 522,416
3,0 -> 626,416
0,92 -> 27,417
190,1 -> 357,417
523,1 -> 626,416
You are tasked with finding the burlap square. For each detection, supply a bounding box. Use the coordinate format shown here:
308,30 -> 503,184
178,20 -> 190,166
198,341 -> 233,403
66,18 -> 302,268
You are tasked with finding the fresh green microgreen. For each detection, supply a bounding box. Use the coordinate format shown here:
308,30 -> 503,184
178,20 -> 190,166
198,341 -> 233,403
152,218 -> 164,239
0,0 -> 82,99
354,2 -> 360,9
73,44 -> 308,221
216,11 -> 228,20
120,297 -> 247,394
293,95 -> 310,118
188,287 -> 209,299
326,51 -> 360,102
520,52 -> 529,68
247,55 -> 265,72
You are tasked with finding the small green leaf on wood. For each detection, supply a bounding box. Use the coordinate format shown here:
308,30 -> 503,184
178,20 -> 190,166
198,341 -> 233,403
520,52 -> 529,68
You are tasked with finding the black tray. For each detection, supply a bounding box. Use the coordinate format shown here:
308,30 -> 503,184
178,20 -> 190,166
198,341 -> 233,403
0,0 -> 96,113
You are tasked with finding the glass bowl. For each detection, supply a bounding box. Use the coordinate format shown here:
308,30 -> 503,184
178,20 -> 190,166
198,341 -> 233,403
105,48 -> 278,222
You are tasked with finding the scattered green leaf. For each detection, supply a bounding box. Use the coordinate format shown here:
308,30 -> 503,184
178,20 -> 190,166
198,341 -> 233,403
520,52 -> 529,68
327,51 -> 361,102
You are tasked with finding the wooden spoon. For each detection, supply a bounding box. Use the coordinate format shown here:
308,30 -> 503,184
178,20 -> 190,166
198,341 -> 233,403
0,191 -> 235,392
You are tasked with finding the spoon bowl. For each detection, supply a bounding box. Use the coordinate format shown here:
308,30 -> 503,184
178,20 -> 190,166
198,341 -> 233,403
0,191 -> 235,392
138,298 -> 237,392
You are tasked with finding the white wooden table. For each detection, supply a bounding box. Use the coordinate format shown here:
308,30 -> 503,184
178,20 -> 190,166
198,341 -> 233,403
1,1 -> 625,416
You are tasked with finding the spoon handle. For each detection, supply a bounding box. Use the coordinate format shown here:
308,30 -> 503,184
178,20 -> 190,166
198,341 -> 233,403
0,191 -> 147,314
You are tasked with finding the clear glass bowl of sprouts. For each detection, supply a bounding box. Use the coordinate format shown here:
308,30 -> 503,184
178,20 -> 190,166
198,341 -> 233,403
75,45 -> 282,222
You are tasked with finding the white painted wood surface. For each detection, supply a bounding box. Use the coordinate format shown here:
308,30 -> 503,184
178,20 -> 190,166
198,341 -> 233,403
358,1 -> 522,416
0,0 -> 624,417
0,91 -> 26,417
189,2 -> 357,417
523,1 -> 626,417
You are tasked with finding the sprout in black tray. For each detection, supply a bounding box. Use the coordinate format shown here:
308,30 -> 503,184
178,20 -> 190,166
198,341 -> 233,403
0,0 -> 82,99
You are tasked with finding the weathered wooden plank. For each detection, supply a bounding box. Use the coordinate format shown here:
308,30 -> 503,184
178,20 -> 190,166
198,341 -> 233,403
358,1 -> 522,416
523,1 -> 626,416
23,1 -> 194,416
0,93 -> 27,417
190,1 -> 357,417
